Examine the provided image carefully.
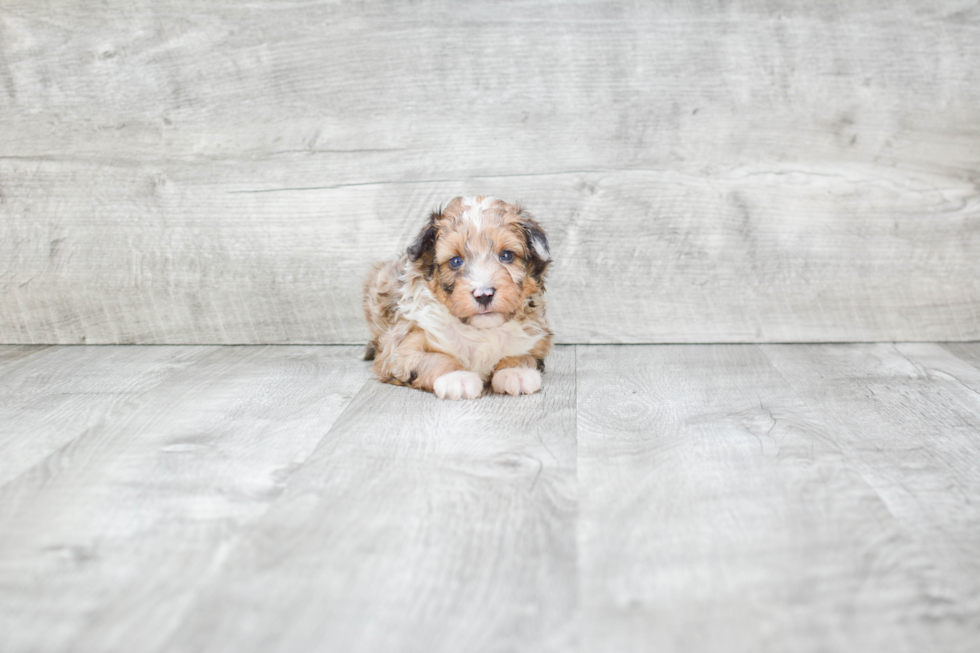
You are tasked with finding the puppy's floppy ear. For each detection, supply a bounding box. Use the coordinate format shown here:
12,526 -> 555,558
519,208 -> 551,283
407,209 -> 440,273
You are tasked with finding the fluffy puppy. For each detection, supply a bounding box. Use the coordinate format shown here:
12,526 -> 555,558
363,196 -> 553,400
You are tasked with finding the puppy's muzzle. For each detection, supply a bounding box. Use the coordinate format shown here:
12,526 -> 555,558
473,287 -> 495,307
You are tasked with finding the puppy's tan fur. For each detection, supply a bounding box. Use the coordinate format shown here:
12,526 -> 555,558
363,197 -> 552,399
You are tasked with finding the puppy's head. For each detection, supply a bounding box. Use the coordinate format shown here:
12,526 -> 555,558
407,196 -> 550,329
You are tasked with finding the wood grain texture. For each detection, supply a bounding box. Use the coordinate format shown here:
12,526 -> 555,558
760,342 -> 980,652
0,346 -> 368,653
3,343 -> 980,652
0,345 -> 213,486
161,346 -> 577,653
2,1 -> 979,344
0,345 -> 47,370
577,344 -> 980,653
941,343 -> 980,371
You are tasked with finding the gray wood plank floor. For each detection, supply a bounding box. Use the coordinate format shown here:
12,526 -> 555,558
1,344 -> 979,653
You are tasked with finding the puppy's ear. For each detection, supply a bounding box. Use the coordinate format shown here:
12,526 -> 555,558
407,209 -> 440,274
519,208 -> 551,283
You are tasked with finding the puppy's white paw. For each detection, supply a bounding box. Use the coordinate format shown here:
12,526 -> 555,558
433,371 -> 484,400
491,367 -> 542,396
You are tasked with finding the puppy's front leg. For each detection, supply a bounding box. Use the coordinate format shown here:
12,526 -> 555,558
412,352 -> 484,400
431,367 -> 484,400
491,355 -> 543,396
376,331 -> 483,400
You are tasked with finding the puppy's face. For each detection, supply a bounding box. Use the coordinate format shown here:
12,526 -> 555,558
407,197 -> 550,329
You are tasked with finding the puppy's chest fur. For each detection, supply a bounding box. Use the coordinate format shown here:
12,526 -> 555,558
402,280 -> 541,379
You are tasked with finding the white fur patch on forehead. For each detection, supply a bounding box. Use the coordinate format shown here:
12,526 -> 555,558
460,196 -> 499,229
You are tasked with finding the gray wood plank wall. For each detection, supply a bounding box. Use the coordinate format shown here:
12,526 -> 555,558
2,1 -> 978,344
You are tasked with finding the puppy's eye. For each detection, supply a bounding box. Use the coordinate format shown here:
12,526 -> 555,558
449,256 -> 463,269
499,250 -> 515,263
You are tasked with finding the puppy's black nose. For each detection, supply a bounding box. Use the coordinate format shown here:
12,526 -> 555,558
474,288 -> 495,307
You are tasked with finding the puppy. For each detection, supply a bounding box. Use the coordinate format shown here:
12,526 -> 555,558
363,196 -> 552,400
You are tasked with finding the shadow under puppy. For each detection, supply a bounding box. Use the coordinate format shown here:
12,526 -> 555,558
363,196 -> 553,400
